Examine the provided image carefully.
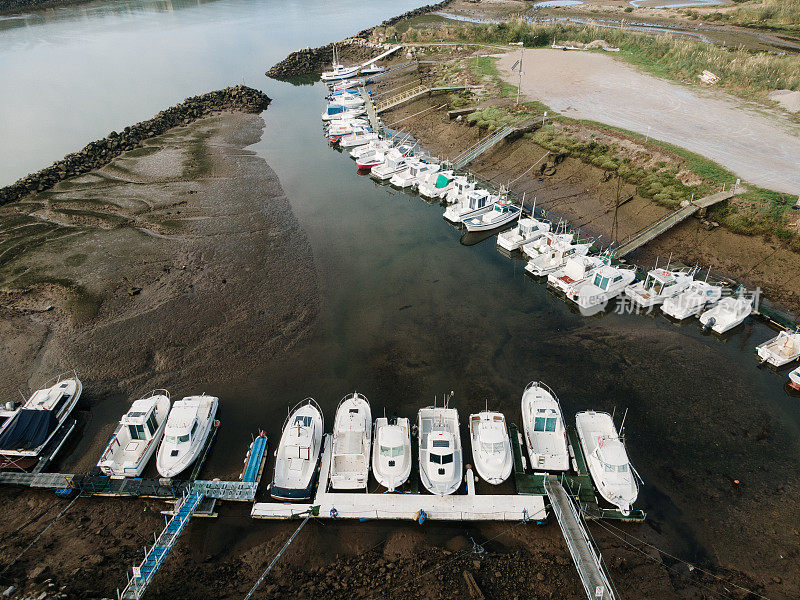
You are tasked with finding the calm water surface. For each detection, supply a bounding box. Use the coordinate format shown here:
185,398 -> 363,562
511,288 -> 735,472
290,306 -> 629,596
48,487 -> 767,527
2,0 -> 799,575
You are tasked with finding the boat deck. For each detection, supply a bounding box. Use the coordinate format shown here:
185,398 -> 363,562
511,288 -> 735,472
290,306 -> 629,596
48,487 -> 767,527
251,434 -> 547,522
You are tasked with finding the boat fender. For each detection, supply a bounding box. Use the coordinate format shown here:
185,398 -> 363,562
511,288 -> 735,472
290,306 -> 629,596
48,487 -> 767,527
415,509 -> 427,524
330,507 -> 338,519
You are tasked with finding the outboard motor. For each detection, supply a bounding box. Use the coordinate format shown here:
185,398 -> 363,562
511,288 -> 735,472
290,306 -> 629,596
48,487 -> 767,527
702,316 -> 716,332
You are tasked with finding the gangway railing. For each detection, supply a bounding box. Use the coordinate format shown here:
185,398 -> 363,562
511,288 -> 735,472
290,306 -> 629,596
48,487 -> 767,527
451,124 -> 514,170
544,475 -> 617,600
119,490 -> 204,600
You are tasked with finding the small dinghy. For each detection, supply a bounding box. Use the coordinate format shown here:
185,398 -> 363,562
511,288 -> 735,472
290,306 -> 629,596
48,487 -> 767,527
418,403 -> 463,495
372,416 -> 412,491
371,149 -> 412,181
548,255 -> 609,295
462,199 -> 520,231
156,394 -> 218,478
270,398 -> 324,501
443,188 -> 494,223
525,239 -> 592,277
661,280 -> 722,320
789,366 -> 800,391
389,160 -> 439,189
521,382 -> 569,471
0,372 -> 82,469
756,330 -> 800,367
567,264 -> 637,312
698,294 -> 753,333
497,217 -> 550,251
330,392 -> 372,490
468,410 -> 512,484
625,266 -> 695,308
576,410 -> 639,516
97,390 -> 171,477
339,130 -> 379,148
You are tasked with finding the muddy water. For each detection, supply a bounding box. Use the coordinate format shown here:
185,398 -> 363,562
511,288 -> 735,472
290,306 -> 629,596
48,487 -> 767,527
1,0 -> 799,587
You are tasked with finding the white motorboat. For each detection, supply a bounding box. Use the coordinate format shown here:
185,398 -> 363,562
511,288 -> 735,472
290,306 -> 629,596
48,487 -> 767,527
497,217 -> 550,251
443,188 -> 494,223
756,330 -> 800,367
356,149 -> 387,170
698,295 -> 753,333
270,398 -> 324,501
520,382 -> 569,471
468,410 -> 512,485
97,390 -> 171,477
521,231 -> 575,260
321,105 -> 365,121
389,160 -> 439,188
548,255 -> 609,295
789,366 -> 800,391
462,199 -> 521,232
330,78 -> 365,91
525,239 -> 592,276
371,149 -> 411,181
156,393 -> 218,478
625,266 -> 695,308
418,404 -> 463,495
339,131 -> 379,148
372,416 -> 412,491
328,92 -> 364,109
328,125 -> 370,144
444,177 -> 476,206
0,372 -> 82,469
567,264 -> 637,312
321,44 -> 361,82
661,280 -> 723,320
417,170 -> 457,199
576,410 -> 638,516
350,139 -> 390,160
330,392 -> 372,490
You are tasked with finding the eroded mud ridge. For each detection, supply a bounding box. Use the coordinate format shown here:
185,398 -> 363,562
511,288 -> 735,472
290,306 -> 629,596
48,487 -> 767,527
266,0 -> 453,79
0,86 -> 271,206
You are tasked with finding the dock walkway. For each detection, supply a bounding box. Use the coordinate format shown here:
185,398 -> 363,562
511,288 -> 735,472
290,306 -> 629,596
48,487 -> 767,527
614,189 -> 734,258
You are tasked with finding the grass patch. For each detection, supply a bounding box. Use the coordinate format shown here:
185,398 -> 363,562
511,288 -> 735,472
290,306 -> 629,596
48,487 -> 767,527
466,106 -> 527,130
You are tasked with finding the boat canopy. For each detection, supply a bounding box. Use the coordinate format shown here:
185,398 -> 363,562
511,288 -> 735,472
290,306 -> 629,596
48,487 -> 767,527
596,438 -> 630,472
0,409 -> 57,451
435,173 -> 451,189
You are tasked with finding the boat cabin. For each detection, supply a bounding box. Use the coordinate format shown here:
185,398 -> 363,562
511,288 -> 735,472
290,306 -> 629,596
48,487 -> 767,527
121,400 -> 160,444
593,437 -> 630,475
377,427 -> 405,466
467,189 -> 491,210
641,269 -> 680,296
162,404 -> 204,456
284,415 -> 316,467
427,430 -> 455,471
592,266 -> 626,292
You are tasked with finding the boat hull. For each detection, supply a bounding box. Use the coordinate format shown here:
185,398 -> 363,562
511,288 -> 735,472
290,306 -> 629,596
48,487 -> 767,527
156,397 -> 218,478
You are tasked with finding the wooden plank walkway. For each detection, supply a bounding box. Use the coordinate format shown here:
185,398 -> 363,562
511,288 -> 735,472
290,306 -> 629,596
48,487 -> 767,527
613,189 -> 734,258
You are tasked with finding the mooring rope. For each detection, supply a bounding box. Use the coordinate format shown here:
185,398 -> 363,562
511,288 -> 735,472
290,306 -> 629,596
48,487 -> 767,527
243,513 -> 312,600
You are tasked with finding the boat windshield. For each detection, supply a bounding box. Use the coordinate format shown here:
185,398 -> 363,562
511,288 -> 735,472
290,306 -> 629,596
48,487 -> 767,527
593,273 -> 610,290
533,417 -> 558,432
430,453 -> 454,464
293,415 -> 312,427
380,445 -> 403,457
645,276 -> 664,294
178,434 -> 190,444
165,435 -> 177,444
432,440 -> 449,448
603,463 -> 628,473
481,442 -> 505,453
128,424 -> 147,441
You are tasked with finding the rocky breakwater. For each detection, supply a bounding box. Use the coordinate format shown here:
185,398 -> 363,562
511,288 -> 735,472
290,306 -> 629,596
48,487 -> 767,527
0,85 -> 271,206
266,0 -> 454,80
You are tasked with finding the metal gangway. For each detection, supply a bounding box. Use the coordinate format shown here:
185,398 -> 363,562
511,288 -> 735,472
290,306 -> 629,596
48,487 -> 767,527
360,86 -> 381,132
375,84 -> 473,114
118,490 -> 205,600
544,475 -> 617,600
451,124 -> 515,170
613,189 -> 734,258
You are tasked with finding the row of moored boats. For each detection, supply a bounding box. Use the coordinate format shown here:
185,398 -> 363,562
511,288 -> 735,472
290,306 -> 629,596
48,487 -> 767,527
269,385 -> 640,515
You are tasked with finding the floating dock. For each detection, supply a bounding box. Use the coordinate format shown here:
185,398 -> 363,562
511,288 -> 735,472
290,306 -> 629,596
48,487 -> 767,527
251,433 -> 547,522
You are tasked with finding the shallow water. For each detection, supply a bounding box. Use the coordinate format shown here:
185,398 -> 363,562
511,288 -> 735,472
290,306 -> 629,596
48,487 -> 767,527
2,0 -> 799,580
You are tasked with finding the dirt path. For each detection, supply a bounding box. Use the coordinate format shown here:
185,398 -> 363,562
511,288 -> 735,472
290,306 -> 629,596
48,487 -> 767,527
497,48 -> 800,194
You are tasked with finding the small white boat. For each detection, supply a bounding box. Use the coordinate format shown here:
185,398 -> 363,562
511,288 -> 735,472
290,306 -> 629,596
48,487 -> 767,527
521,231 -> 575,260
321,44 -> 362,82
756,330 -> 800,367
270,398 -> 324,501
698,295 -> 753,333
330,77 -> 365,91
321,105 -> 365,121
521,382 -> 569,471
330,392 -> 372,490
625,267 -> 695,308
418,404 -> 463,496
97,390 -> 171,477
661,280 -> 723,320
443,188 -> 494,223
389,160 -> 439,188
328,92 -> 364,109
789,366 -> 800,391
497,217 -> 550,251
548,254 -> 609,295
468,410 -> 512,484
462,199 -> 521,231
356,149 -> 387,170
567,264 -> 637,312
418,170 -> 457,199
0,372 -> 82,469
371,149 -> 411,181
350,139 -> 390,160
327,121 -> 370,142
576,410 -> 638,516
339,130 -> 379,148
372,416 -> 412,491
156,394 -> 218,478
525,239 -> 592,276
444,177 -> 476,206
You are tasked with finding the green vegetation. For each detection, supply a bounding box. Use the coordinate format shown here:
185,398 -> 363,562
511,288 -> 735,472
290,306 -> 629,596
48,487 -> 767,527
695,0 -> 800,32
466,106 -> 527,129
